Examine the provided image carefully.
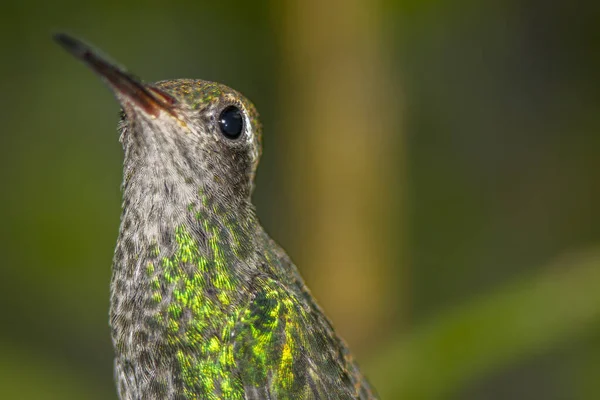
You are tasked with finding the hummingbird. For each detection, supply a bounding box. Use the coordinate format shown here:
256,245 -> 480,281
54,33 -> 377,400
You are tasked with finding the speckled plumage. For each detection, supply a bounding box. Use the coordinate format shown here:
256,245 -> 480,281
56,35 -> 377,400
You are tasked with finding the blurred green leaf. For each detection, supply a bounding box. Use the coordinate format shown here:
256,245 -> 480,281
369,248 -> 600,398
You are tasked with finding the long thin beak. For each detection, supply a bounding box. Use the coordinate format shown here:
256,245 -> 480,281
54,33 -> 175,117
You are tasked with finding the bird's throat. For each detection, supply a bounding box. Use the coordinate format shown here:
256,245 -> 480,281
110,178 -> 259,396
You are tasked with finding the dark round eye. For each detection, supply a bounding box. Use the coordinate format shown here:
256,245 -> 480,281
218,106 -> 244,139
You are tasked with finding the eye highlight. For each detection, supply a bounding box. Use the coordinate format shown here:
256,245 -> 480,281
218,106 -> 244,139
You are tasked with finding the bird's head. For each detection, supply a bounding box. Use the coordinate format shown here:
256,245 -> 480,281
55,34 -> 262,205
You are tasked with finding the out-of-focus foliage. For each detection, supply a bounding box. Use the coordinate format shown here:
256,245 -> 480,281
0,0 -> 598,399
369,249 -> 600,398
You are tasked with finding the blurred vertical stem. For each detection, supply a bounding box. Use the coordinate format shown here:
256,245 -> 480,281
272,0 -> 405,351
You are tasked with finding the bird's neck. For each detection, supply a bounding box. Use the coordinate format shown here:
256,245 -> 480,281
114,163 -> 257,275
109,168 -> 261,398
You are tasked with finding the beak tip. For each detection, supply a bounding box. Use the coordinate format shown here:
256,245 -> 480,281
53,32 -> 89,59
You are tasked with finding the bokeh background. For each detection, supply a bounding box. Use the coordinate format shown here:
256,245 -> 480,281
1,1 -> 599,398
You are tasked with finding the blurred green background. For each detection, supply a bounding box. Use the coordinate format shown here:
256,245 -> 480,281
1,0 -> 599,398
